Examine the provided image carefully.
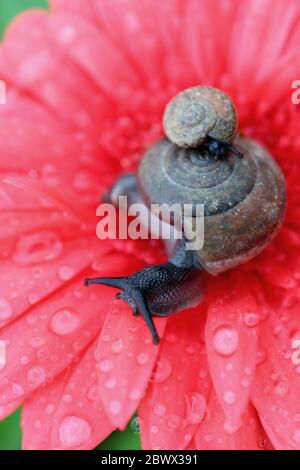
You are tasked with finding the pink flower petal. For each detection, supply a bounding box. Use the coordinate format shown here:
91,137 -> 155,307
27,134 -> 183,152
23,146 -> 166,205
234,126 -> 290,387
139,306 -> 210,450
194,389 -> 273,450
22,340 -> 114,450
96,303 -> 166,430
205,277 -> 258,432
251,298 -> 300,450
0,252 -> 136,405
1,11 -> 109,130
0,236 -> 102,329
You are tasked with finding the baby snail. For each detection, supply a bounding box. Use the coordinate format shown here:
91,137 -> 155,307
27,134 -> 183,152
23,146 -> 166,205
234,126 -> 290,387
85,86 -> 286,344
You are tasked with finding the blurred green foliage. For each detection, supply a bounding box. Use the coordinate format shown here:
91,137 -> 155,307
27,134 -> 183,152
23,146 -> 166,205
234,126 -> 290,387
0,0 -> 49,37
0,0 -> 141,450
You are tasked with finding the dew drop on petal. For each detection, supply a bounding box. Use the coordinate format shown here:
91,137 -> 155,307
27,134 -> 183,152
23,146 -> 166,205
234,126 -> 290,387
213,326 -> 239,356
86,386 -> 99,402
58,265 -> 74,281
185,392 -> 207,425
292,429 -> 300,444
109,400 -> 122,416
26,366 -> 46,386
98,358 -> 113,373
223,390 -> 236,405
151,358 -> 172,383
274,380 -> 289,397
104,378 -> 117,390
12,383 -> 24,397
137,352 -> 149,366
111,339 -> 124,354
150,425 -> 159,434
243,312 -> 258,328
153,402 -> 166,417
13,231 -> 63,266
129,389 -> 141,401
59,416 -> 91,449
0,298 -> 12,320
50,309 -> 80,336
167,415 -> 181,430
46,404 -> 55,414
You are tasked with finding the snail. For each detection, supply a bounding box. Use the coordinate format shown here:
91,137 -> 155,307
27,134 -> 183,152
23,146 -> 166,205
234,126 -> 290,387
84,86 -> 286,344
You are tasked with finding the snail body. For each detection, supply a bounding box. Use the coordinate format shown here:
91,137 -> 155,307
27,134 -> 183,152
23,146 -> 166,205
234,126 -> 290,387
85,86 -> 286,344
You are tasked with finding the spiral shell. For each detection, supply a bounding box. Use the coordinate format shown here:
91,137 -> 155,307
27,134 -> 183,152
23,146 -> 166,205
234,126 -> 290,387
138,136 -> 286,274
163,86 -> 237,148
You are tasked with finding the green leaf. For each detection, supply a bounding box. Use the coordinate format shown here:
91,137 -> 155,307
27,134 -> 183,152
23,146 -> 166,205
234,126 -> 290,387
0,409 -> 22,450
0,0 -> 49,37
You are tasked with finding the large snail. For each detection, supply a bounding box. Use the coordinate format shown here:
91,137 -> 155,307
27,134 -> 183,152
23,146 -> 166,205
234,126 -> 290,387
85,86 -> 286,344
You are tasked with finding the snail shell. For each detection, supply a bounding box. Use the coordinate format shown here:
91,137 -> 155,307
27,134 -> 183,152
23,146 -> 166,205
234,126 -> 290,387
138,136 -> 286,275
163,86 -> 237,148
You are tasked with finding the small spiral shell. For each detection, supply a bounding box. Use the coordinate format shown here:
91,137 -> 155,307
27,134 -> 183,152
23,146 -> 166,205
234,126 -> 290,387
163,86 -> 237,148
138,136 -> 286,274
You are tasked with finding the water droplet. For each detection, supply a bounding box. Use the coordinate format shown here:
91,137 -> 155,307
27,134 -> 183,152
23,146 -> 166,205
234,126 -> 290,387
292,429 -> 300,444
129,389 -> 141,401
213,326 -> 239,356
35,420 -> 42,429
12,383 -> 24,397
167,415 -> 181,430
63,394 -> 73,403
111,339 -> 124,354
27,366 -> 46,386
274,380 -> 289,397
185,393 -> 207,425
223,390 -> 236,405
137,352 -> 149,366
243,312 -> 258,328
30,336 -> 46,348
58,265 -> 74,281
153,403 -> 166,417
50,309 -> 80,336
109,400 -> 122,416
86,386 -> 99,402
0,298 -> 12,320
46,404 -> 55,414
98,358 -> 113,373
151,358 -> 172,383
150,425 -> 159,434
59,416 -> 91,449
13,231 -> 63,266
104,378 -> 116,390
20,355 -> 29,365
130,416 -> 140,434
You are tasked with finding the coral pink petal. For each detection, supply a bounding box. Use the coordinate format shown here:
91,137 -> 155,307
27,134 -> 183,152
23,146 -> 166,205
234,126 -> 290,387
96,303 -> 166,430
22,341 -> 114,450
1,11 -> 107,127
251,301 -> 300,450
194,390 -> 273,450
139,306 -> 210,450
0,252 -> 135,405
0,237 -> 101,329
205,278 -> 258,432
48,13 -> 140,97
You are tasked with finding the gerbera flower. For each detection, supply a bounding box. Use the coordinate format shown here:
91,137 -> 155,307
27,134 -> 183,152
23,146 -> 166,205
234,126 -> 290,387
0,0 -> 300,450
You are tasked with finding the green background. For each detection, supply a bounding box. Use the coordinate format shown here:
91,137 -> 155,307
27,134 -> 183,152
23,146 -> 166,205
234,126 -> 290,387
0,0 -> 141,450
